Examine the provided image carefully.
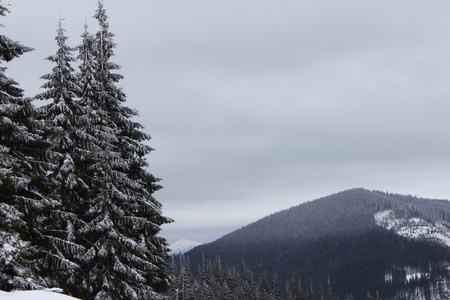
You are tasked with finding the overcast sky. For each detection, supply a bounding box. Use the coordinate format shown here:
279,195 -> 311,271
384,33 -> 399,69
3,0 -> 450,244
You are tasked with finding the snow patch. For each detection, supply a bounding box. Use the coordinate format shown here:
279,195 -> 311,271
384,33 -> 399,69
385,272 -> 393,284
2,244 -> 15,253
0,289 -> 79,299
404,266 -> 427,283
374,210 -> 450,248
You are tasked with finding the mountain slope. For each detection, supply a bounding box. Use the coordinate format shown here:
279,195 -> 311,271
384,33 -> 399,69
375,209 -> 450,247
186,188 -> 450,299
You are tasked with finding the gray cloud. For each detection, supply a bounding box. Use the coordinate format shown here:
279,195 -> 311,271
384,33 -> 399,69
4,0 -> 450,243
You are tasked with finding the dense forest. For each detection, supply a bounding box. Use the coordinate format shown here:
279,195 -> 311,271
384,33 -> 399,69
166,253 -> 391,300
0,1 -> 171,299
180,230 -> 450,300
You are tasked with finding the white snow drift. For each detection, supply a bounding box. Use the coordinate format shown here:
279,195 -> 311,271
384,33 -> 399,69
374,210 -> 450,247
0,289 -> 79,300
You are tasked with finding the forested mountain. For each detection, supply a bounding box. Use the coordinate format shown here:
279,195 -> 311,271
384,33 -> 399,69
185,188 -> 450,299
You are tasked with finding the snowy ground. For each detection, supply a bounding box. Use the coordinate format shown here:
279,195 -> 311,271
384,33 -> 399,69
0,289 -> 79,300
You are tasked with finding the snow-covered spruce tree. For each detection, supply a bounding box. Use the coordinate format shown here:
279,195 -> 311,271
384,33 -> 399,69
72,2 -> 172,299
35,18 -> 89,292
0,2 -> 54,291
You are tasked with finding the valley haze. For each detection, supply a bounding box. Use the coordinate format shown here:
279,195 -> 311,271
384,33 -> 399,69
3,0 -> 450,243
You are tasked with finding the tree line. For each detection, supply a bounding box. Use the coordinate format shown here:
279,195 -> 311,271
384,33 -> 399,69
0,1 -> 171,299
167,253 -> 384,300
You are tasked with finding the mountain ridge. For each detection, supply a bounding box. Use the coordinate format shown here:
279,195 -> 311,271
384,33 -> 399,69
205,188 -> 450,245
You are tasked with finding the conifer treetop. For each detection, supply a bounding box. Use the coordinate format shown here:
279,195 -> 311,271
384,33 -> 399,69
93,0 -> 120,80
36,17 -> 81,130
77,21 -> 101,110
94,0 -> 109,31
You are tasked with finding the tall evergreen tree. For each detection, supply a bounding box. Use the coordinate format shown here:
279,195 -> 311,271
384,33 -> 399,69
271,272 -> 281,300
72,1 -> 172,299
0,1 -> 53,290
305,280 -> 317,300
35,17 -> 88,292
170,254 -> 194,300
296,278 -> 304,300
326,276 -> 335,300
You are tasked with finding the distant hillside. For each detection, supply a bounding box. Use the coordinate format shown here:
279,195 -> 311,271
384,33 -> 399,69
186,188 -> 450,299
169,239 -> 202,255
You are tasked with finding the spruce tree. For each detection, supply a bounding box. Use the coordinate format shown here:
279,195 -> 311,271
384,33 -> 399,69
35,17 -> 88,292
326,276 -> 335,300
297,278 -> 305,300
0,1 -> 53,290
170,254 -> 194,300
73,1 -> 172,299
306,279 -> 317,300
